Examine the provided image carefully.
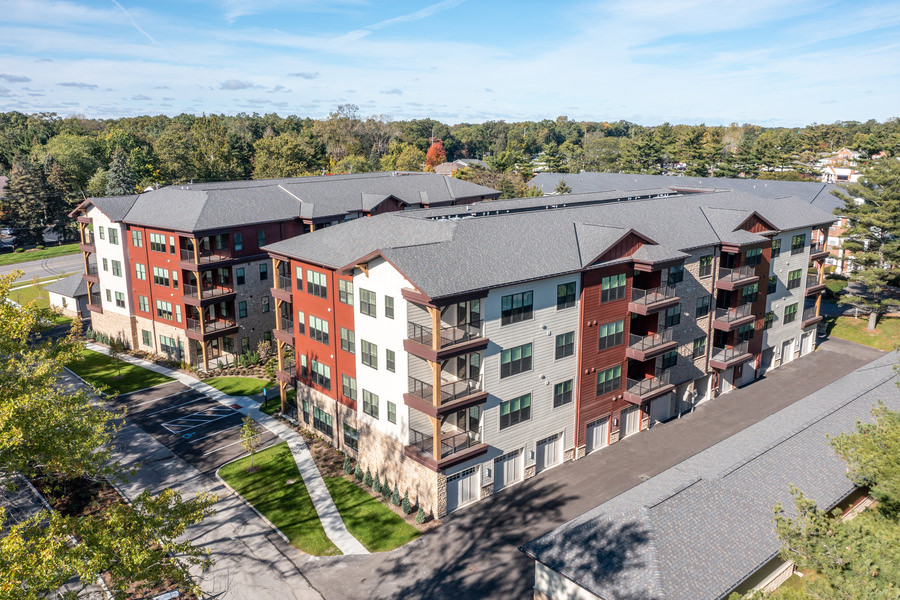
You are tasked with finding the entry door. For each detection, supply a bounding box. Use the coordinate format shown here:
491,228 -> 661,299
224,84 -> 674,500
446,467 -> 479,513
801,332 -> 813,356
535,433 -> 562,474
649,393 -> 675,424
493,449 -> 523,492
621,405 -> 641,437
586,418 -> 609,454
782,339 -> 794,364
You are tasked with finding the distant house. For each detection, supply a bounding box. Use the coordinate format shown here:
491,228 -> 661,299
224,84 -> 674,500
821,166 -> 860,184
433,158 -> 490,176
0,175 -> 7,203
45,273 -> 89,319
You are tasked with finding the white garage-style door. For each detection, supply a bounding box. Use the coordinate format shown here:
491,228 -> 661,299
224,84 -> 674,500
586,417 -> 609,454
649,393 -> 676,425
535,433 -> 563,474
493,449 -> 523,492
782,339 -> 795,365
621,405 -> 641,438
446,466 -> 479,513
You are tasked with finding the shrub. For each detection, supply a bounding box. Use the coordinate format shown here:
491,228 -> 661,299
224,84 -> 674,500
14,248 -> 24,253
342,454 -> 352,475
416,506 -> 426,524
373,474 -> 381,494
401,490 -> 412,514
36,245 -> 45,250
364,467 -> 373,487
381,480 -> 391,501
354,464 -> 363,481
391,483 -> 401,507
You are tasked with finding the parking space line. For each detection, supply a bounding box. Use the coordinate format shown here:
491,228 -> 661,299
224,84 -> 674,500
133,389 -> 195,408
161,406 -> 236,434
145,396 -> 206,416
188,423 -> 243,444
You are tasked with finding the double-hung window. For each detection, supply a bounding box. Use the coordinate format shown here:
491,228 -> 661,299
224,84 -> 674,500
745,248 -> 762,267
696,295 -> 710,318
737,322 -> 754,343
791,234 -> 806,255
360,289 -> 376,317
341,375 -> 357,401
309,315 -> 329,345
596,365 -> 622,396
361,340 -> 378,369
597,320 -> 624,350
362,390 -> 379,419
742,282 -> 759,304
553,380 -> 573,407
771,239 -> 782,258
384,296 -> 394,319
501,291 -> 533,325
699,255 -> 713,277
661,350 -> 678,369
692,336 -> 706,358
135,263 -> 146,280
307,270 -> 327,298
787,269 -> 802,290
149,233 -> 166,252
601,273 -> 627,303
340,327 -> 355,354
500,343 -> 532,378
131,230 -> 143,247
784,303 -> 798,324
310,360 -> 331,390
555,331 -> 575,359
500,394 -> 531,429
664,303 -> 681,327
667,265 -> 684,286
768,276 -> 777,294
557,282 -> 576,310
339,280 -> 353,305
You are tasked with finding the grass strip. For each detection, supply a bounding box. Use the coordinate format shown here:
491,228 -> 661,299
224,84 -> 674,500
68,349 -> 175,395
323,476 -> 420,552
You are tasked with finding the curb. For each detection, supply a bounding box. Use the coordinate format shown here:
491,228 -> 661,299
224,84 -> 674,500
213,457 -> 292,546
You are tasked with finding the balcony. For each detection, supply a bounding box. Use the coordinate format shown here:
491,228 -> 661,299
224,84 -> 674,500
809,242 -> 829,261
712,304 -> 756,331
86,291 -> 103,314
276,359 -> 297,385
179,247 -> 232,270
79,233 -> 96,253
805,273 -> 826,295
801,306 -> 823,329
182,282 -> 235,306
404,376 -> 488,418
623,370 -> 674,403
405,427 -> 488,471
185,317 -> 239,341
625,329 -> 677,361
84,263 -> 100,283
273,316 -> 295,345
709,341 -> 752,370
270,274 -> 294,302
628,285 -> 680,315
715,264 -> 760,291
404,321 -> 488,361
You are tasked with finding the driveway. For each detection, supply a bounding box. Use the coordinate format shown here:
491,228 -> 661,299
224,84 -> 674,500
0,252 -> 84,281
299,337 -> 885,600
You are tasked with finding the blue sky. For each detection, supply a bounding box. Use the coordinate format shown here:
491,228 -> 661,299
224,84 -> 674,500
0,0 -> 898,126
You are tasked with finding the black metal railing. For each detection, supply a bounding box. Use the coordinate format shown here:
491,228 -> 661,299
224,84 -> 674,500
86,263 -> 99,276
186,317 -> 236,333
714,304 -> 752,323
180,248 -> 231,264
408,428 -> 481,458
277,274 -> 292,291
806,273 -> 821,288
625,370 -> 671,397
711,341 -> 750,363
718,264 -> 756,282
802,307 -> 819,322
183,282 -> 233,299
407,376 -> 482,405
628,328 -> 673,352
280,359 -> 296,377
278,317 -> 294,335
631,285 -> 677,306
407,321 -> 482,348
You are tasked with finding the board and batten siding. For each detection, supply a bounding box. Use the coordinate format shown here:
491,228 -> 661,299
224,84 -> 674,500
762,226 -> 814,366
90,206 -> 132,317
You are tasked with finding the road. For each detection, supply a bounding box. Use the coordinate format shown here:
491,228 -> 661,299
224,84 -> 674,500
0,252 -> 84,282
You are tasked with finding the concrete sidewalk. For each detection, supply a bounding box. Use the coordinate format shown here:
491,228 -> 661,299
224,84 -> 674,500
83,342 -> 367,556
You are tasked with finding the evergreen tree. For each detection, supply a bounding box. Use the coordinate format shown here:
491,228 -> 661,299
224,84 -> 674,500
0,160 -> 59,245
105,146 -> 136,196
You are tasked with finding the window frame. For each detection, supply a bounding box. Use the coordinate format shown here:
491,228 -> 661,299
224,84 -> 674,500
361,340 -> 378,369
597,319 -> 624,350
600,273 -> 627,303
555,331 -> 575,360
499,393 -> 531,429
338,279 -> 354,306
307,270 -> 328,299
500,343 -> 532,378
696,295 -> 710,318
501,291 -> 533,325
698,255 -> 713,277
362,389 -> 379,419
556,282 -> 576,310
553,380 -> 573,407
340,327 -> 355,354
595,365 -> 622,396
359,288 -> 377,317
664,303 -> 681,328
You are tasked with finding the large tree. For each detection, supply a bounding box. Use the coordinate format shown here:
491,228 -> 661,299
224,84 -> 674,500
0,160 -> 65,244
252,132 -> 322,179
105,146 -> 137,196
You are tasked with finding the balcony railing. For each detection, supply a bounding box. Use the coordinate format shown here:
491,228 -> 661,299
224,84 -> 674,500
180,248 -> 231,264
803,307 -> 819,322
810,242 -> 827,254
281,359 -> 296,377
86,263 -> 99,276
714,304 -> 752,323
278,317 -> 294,335
806,273 -> 822,288
628,328 -> 673,352
88,292 -> 102,306
408,376 -> 482,406
625,370 -> 671,397
409,427 -> 481,458
710,341 -> 750,363
182,282 -> 234,299
82,233 -> 95,245
631,285 -> 677,306
407,321 -> 482,349
277,274 -> 292,291
718,264 -> 756,283
186,317 -> 237,333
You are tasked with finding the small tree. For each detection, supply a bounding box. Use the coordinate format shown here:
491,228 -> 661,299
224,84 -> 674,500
554,177 -> 572,194
416,505 -> 426,524
256,339 -> 271,360
401,490 -> 412,514
391,483 -> 401,506
239,415 -> 262,470
342,454 -> 352,475
364,467 -> 373,487
354,463 -> 363,482
373,473 -> 382,494
381,480 -> 391,501
424,139 -> 446,171
108,337 -> 126,380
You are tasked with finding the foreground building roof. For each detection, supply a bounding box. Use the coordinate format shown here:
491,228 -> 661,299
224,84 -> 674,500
521,351 -> 900,600
43,272 -> 87,298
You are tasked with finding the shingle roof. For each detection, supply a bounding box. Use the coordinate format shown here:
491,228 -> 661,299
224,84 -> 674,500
521,351 -> 900,600
43,272 -> 87,298
264,189 -> 836,300
85,194 -> 140,222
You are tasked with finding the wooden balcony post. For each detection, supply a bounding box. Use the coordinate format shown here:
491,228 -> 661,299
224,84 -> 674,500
427,305 -> 442,460
192,238 -> 199,265
279,381 -> 287,413
277,339 -> 286,409
82,251 -> 89,274
272,257 -> 281,288
201,340 -> 209,371
274,297 -> 282,331
79,222 -> 86,245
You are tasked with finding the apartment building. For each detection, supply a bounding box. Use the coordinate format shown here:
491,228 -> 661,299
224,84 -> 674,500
264,189 -> 834,517
70,172 -> 500,368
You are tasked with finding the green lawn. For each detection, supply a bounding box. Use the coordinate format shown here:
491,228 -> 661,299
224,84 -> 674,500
67,349 -> 175,395
827,316 -> 900,351
323,476 -> 420,552
259,388 -> 295,415
0,243 -> 80,266
7,272 -> 78,308
204,376 -> 271,397
218,443 -> 340,556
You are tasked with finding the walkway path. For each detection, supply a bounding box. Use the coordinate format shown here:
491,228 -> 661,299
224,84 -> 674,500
83,342 -> 368,556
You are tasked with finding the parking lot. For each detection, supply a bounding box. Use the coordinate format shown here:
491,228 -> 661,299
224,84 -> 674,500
112,381 -> 279,474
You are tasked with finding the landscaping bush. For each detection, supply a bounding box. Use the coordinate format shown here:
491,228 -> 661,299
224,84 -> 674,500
342,454 -> 352,475
416,506 -> 426,524
381,480 -> 391,501
354,464 -> 363,482
14,248 -> 24,253
373,474 -> 381,494
391,484 -> 401,507
401,490 -> 412,515
364,467 -> 373,487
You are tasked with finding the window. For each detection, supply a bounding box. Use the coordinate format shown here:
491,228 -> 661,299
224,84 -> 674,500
500,343 -> 532,378
361,340 -> 378,369
500,393 -> 531,429
257,229 -> 265,248
135,263 -> 146,280
343,424 -> 359,451
138,295 -> 149,312
295,266 -> 303,291
259,263 -> 268,281
339,280 -> 354,305
152,267 -> 170,286
667,264 -> 684,285
661,350 -> 678,369
297,311 -> 305,335
234,233 -> 243,252
108,228 -> 118,245
155,300 -> 173,320
596,365 -> 622,396
742,282 -> 759,304
386,349 -> 396,372
307,270 -> 327,298
341,375 -> 357,401
553,380 -> 573,407
784,303 -> 798,324
241,337 -> 250,353
299,354 -> 307,377
598,319 -> 624,350
102,258 -> 108,271
787,269 -> 802,290
745,248 -> 762,267
98,226 -> 105,240
309,315 -> 329,345
737,322 -> 754,343
791,234 -> 806,255
168,235 -> 175,254
313,406 -> 333,436
171,270 -> 178,289
764,311 -> 775,330
159,335 -> 179,356
223,337 -> 234,353
771,239 -> 782,258
114,291 -> 125,308
601,273 -> 627,303
664,303 -> 681,327
385,295 -> 394,319
141,329 -> 151,346
362,389 -> 379,418
263,331 -> 271,342
340,327 -> 355,354
131,230 -> 143,247
501,291 -> 533,325
261,296 -> 270,313
557,282 -> 576,310
238,301 -> 247,318
699,255 -> 713,277
692,336 -> 706,358
768,276 -> 777,294
236,267 -> 245,285
696,295 -> 710,318
387,401 -> 397,424
555,331 -> 575,359
149,233 -> 166,252
310,360 -> 331,390
360,288 -> 376,317
105,289 -> 111,302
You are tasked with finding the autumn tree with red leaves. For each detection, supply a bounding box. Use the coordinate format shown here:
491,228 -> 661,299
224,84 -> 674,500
424,138 -> 446,171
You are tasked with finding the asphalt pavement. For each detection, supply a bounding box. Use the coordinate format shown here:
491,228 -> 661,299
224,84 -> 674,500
0,252 -> 84,281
